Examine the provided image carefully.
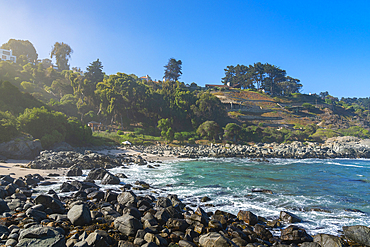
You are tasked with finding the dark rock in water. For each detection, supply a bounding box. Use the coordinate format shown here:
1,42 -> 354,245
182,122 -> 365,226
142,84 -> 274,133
201,196 -> 211,202
17,226 -> 65,247
0,137 -> 42,159
280,211 -> 302,223
71,180 -> 100,191
101,173 -> 120,185
252,188 -> 273,194
114,214 -> 143,236
237,210 -> 258,225
280,225 -> 313,244
67,203 -> 92,226
66,166 -> 83,176
254,224 -> 273,241
104,191 -> 118,202
199,232 -> 234,247
60,182 -> 78,192
39,181 -> 57,186
314,234 -> 345,247
87,168 -> 109,180
343,225 -> 370,246
48,173 -> 60,177
117,191 -> 138,206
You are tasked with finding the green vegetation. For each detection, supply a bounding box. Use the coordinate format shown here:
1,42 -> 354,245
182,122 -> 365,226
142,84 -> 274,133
1,38 -> 370,148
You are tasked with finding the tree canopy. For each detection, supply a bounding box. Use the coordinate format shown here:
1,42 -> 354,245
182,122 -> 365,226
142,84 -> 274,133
164,58 -> 182,81
222,62 -> 302,96
1,39 -> 38,63
51,42 -> 73,71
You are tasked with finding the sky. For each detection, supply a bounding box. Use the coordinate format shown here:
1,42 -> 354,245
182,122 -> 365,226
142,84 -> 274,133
1,0 -> 370,98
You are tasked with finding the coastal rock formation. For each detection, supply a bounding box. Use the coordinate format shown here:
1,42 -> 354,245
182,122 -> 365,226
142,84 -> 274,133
130,137 -> 370,159
0,172 -> 361,247
0,137 -> 42,160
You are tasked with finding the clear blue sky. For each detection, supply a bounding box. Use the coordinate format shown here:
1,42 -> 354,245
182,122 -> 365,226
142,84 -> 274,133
1,0 -> 370,98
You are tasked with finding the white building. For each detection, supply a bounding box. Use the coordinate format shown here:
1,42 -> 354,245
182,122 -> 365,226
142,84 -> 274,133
0,49 -> 16,63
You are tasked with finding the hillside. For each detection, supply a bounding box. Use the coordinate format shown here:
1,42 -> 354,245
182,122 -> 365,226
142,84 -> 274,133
212,89 -> 369,137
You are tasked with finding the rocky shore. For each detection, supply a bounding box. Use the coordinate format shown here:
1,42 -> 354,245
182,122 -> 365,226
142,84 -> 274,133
133,136 -> 370,159
0,166 -> 368,247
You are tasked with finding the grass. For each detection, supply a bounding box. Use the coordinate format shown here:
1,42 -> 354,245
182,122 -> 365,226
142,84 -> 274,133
92,131 -> 162,146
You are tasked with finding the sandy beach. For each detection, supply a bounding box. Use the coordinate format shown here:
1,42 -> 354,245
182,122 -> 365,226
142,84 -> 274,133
0,147 -> 177,178
0,159 -> 67,178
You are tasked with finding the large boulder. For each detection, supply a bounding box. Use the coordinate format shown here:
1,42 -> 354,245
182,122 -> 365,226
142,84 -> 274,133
66,166 -> 83,176
67,204 -> 92,226
343,225 -> 370,246
87,168 -> 109,180
35,194 -> 65,213
0,137 -> 42,159
280,211 -> 302,223
117,191 -> 137,206
17,226 -> 65,247
101,173 -> 120,185
199,232 -> 234,247
313,234 -> 346,247
237,210 -> 258,225
280,225 -> 313,244
114,214 -> 143,236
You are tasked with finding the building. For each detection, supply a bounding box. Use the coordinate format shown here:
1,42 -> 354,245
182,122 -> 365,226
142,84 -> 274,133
0,49 -> 16,63
87,121 -> 103,131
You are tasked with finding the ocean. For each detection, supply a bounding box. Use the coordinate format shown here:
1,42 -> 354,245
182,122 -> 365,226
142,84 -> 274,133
49,157 -> 370,236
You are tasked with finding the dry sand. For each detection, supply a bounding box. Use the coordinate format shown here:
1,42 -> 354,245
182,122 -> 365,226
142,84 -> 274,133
0,159 -> 66,178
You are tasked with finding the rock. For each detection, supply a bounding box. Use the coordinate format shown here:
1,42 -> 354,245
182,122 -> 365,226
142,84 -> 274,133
66,166 -> 83,176
199,232 -> 234,247
343,225 -> 370,246
17,226 -> 65,247
300,243 -> 321,247
156,197 -> 172,208
0,137 -> 42,159
34,195 -> 65,213
117,191 -> 138,206
26,208 -> 47,221
101,173 -> 121,185
280,225 -> 312,243
280,211 -> 302,223
67,204 -> 92,226
201,196 -> 211,202
114,214 -> 143,236
237,210 -> 258,225
60,182 -> 78,192
85,231 -> 108,247
0,199 -> 9,213
251,188 -> 273,194
313,234 -> 345,247
87,168 -> 109,180
50,141 -> 74,151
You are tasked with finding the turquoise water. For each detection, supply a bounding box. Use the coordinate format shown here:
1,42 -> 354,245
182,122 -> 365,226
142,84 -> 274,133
113,158 -> 370,235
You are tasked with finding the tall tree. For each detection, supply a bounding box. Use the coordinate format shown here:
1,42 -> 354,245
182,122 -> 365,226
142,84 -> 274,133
83,59 -> 104,106
263,64 -> 286,96
1,39 -> 38,63
50,42 -> 73,71
164,58 -> 182,81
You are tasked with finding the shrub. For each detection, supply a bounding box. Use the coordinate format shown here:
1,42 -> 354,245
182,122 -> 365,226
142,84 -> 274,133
0,111 -> 19,143
117,130 -> 124,135
197,121 -> 221,141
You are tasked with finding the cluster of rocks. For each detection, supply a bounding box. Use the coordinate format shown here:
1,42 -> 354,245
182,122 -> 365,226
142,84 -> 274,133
27,150 -> 146,170
0,136 -> 42,160
133,137 -> 370,159
0,170 -> 367,247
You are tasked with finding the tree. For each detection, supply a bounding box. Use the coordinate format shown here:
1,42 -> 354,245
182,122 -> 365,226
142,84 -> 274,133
85,59 -> 104,84
196,121 -> 221,141
263,64 -> 286,96
191,92 -> 227,127
164,58 -> 182,81
223,123 -> 242,142
1,39 -> 38,63
51,42 -> 73,71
